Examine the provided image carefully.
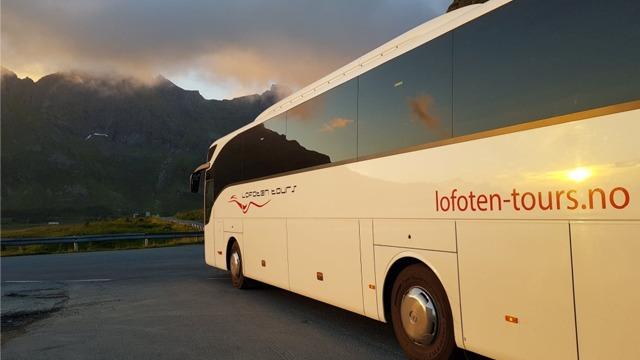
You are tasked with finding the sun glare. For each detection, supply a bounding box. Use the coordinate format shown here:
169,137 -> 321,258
567,167 -> 592,182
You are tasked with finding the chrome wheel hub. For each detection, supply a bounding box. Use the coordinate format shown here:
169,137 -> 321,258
230,252 -> 240,278
400,286 -> 438,345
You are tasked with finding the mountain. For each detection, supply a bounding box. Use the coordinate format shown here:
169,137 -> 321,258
1,68 -> 287,223
447,0 -> 488,12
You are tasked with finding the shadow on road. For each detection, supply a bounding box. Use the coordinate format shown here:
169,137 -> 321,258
238,277 -> 487,360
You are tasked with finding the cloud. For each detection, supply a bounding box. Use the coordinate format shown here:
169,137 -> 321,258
408,94 -> 448,138
286,96 -> 326,122
1,0 -> 450,98
320,117 -> 354,132
184,48 -> 350,99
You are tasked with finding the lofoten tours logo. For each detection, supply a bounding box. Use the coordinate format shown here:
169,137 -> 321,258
228,195 -> 270,214
228,185 -> 297,214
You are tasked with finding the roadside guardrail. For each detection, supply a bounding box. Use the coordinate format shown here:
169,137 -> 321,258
0,231 -> 204,248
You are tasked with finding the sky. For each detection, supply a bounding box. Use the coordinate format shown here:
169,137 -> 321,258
1,0 -> 450,99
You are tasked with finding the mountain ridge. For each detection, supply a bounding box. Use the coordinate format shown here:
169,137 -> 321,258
1,68 -> 287,223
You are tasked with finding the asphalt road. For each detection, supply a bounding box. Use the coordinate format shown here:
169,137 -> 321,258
1,245 -> 482,360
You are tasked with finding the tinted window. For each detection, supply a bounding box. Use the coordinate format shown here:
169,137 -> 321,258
242,112 -> 329,181
453,0 -> 640,136
286,79 -> 357,163
204,167 -> 214,224
211,112 -> 332,207
212,135 -> 243,204
264,113 -> 286,135
358,33 -> 453,157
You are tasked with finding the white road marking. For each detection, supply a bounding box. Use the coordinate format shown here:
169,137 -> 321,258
3,279 -> 112,283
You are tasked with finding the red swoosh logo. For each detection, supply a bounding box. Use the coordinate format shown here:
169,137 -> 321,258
228,195 -> 271,214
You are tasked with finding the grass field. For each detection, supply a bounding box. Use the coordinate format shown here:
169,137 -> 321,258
1,216 -> 196,239
1,217 -> 202,256
175,209 -> 202,222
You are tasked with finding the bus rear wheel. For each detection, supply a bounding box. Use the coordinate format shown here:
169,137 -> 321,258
229,241 -> 249,289
390,263 -> 455,360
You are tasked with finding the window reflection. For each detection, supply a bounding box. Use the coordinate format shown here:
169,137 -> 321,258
286,79 -> 357,163
212,134 -> 243,204
408,94 -> 448,139
242,122 -> 330,182
320,117 -> 354,133
263,113 -> 286,136
358,34 -> 453,157
287,97 -> 325,123
453,0 -> 640,136
213,120 -> 330,205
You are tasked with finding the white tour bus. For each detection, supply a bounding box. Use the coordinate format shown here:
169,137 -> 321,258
190,0 -> 639,358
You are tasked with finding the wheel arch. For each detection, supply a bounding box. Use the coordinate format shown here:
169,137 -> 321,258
381,252 -> 451,324
225,236 -> 238,271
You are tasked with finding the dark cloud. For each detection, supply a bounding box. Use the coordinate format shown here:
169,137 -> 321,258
1,0 -> 450,97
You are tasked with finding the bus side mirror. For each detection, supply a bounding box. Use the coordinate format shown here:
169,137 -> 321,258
190,171 -> 202,193
190,163 -> 210,193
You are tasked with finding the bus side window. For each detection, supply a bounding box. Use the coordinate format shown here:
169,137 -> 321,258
358,33 -> 453,158
286,79 -> 357,164
452,0 -> 640,136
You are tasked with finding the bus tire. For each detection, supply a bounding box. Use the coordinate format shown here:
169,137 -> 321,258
229,241 -> 248,289
390,263 -> 454,360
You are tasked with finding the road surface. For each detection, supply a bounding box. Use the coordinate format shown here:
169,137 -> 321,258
1,245 -> 481,359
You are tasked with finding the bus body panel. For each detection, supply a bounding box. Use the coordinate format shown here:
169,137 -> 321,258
374,247 -> 463,347
287,218 -> 364,315
224,218 -> 243,233
571,221 -> 640,360
204,220 -> 216,267
457,220 -> 577,360
243,218 -> 290,289
359,219 -> 380,320
213,219 -> 225,270
373,219 -> 456,252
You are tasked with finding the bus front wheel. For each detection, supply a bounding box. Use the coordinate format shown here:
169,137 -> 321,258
229,241 -> 248,289
390,263 -> 455,360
